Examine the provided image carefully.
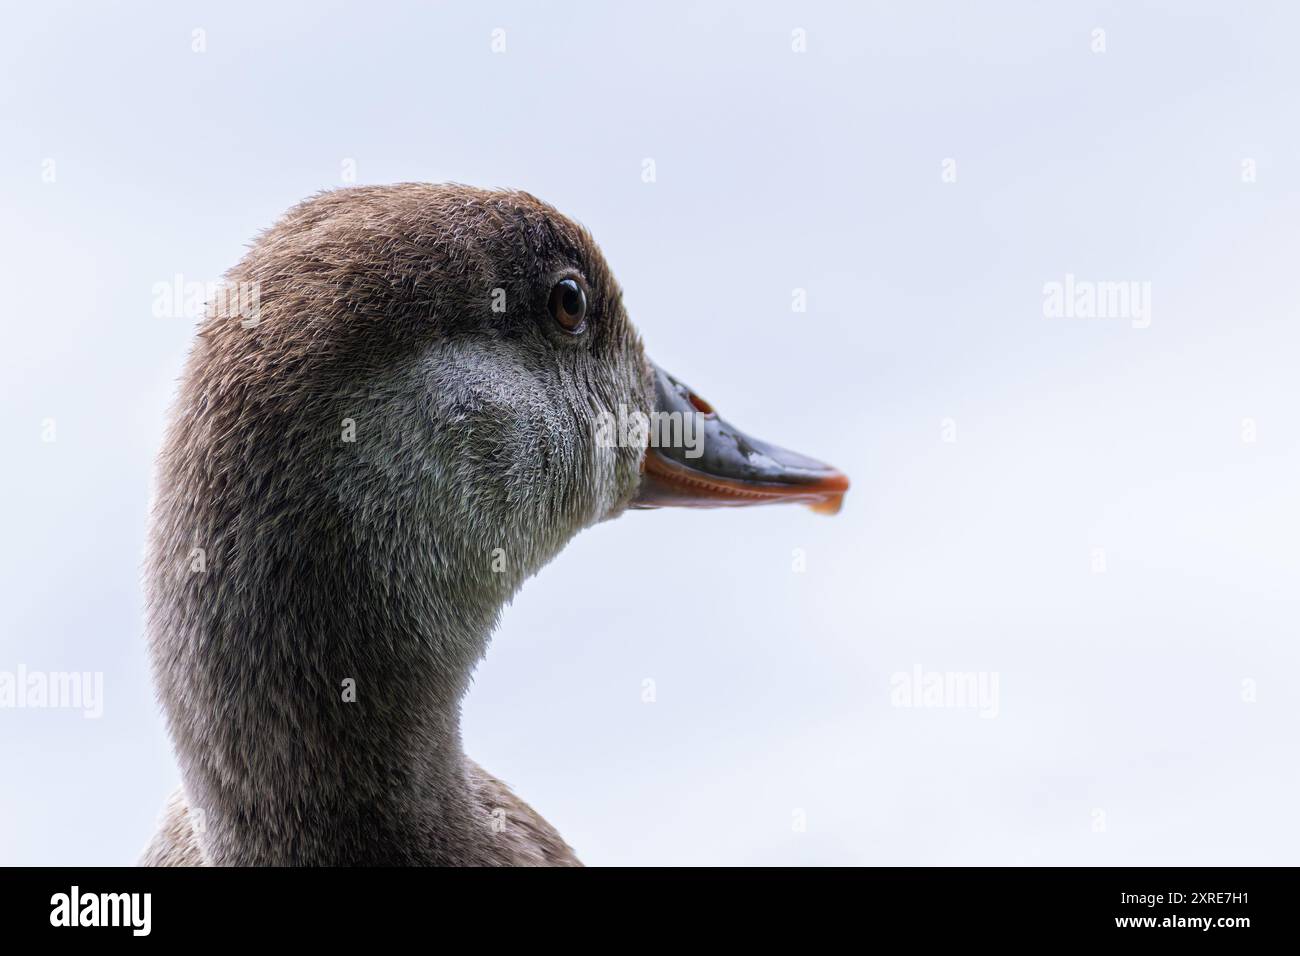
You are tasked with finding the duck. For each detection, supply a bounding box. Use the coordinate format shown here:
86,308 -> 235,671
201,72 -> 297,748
140,184 -> 848,866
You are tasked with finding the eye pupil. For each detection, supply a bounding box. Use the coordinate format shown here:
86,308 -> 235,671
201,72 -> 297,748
562,286 -> 581,315
549,278 -> 588,332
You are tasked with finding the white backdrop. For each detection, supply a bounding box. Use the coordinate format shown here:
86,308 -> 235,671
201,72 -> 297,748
2,0 -> 1297,865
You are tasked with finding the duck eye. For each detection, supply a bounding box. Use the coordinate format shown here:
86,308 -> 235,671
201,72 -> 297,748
548,278 -> 587,333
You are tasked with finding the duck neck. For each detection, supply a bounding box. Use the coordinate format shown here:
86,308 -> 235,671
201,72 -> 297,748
162,515 -> 507,866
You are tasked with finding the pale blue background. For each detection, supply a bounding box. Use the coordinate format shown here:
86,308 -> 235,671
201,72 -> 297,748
2,1 -> 1297,865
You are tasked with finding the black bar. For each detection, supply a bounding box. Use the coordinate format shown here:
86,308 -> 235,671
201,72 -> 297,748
0,867 -> 1279,943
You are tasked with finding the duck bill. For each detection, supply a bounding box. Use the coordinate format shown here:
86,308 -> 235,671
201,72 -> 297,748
631,361 -> 849,514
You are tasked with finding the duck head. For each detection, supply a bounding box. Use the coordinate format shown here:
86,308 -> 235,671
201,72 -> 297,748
147,184 -> 846,864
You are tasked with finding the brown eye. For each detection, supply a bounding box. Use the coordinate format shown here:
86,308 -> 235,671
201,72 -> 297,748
548,278 -> 587,333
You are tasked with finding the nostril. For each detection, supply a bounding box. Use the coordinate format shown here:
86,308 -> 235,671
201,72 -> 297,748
687,391 -> 715,417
